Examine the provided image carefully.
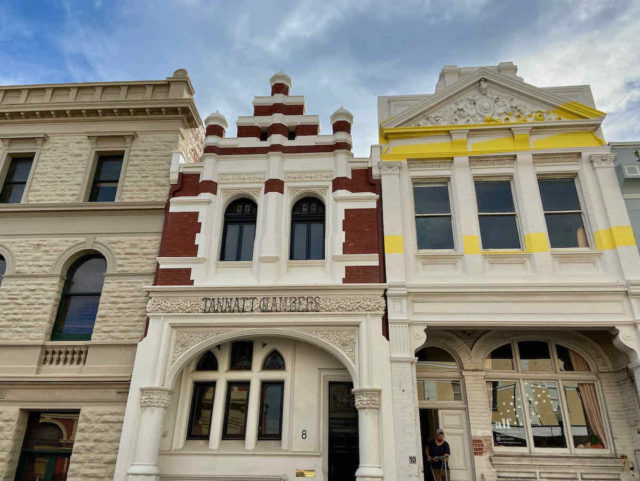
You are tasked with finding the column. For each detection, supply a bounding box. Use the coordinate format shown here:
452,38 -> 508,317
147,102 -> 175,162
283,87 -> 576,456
257,152 -> 284,281
353,388 -> 384,481
127,387 -> 172,481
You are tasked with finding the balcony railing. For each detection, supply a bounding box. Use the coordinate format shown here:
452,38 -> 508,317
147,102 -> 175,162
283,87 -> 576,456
40,344 -> 88,367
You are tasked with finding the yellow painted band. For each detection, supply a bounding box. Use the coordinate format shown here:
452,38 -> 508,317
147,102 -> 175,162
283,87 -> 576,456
594,226 -> 637,250
384,235 -> 404,254
524,232 -> 550,253
463,235 -> 481,254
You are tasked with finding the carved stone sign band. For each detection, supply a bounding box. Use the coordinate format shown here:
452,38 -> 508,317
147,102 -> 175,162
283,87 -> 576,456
352,388 -> 381,409
139,387 -> 173,408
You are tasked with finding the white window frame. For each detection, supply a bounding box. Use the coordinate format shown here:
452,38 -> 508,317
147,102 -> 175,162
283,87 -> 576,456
412,179 -> 457,252
473,176 -> 523,251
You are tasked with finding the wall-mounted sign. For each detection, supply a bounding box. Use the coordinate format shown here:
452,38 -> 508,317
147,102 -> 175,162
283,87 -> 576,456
202,296 -> 321,313
295,470 -> 316,478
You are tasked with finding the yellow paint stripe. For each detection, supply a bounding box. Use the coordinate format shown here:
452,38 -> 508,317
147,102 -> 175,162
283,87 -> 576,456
594,226 -> 637,250
384,235 -> 404,254
463,235 -> 481,254
524,232 -> 550,253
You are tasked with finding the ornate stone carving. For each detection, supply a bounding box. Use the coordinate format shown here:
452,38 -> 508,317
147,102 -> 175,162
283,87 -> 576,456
294,327 -> 357,364
218,173 -> 265,183
148,295 -> 385,314
172,328 -> 233,362
407,159 -> 452,170
469,158 -> 515,168
412,86 -> 566,127
533,154 -> 580,165
352,388 -> 381,409
285,171 -> 333,181
590,153 -> 616,168
139,387 -> 172,408
379,161 -> 401,174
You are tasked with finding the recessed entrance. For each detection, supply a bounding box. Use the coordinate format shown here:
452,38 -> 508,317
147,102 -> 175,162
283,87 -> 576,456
328,382 -> 359,481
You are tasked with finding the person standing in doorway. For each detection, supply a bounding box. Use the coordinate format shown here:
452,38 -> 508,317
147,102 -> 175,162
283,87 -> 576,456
426,428 -> 451,481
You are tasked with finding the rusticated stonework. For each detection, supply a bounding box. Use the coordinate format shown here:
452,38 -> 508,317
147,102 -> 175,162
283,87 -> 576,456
353,388 -> 381,409
139,388 -> 173,408
148,295 -> 385,314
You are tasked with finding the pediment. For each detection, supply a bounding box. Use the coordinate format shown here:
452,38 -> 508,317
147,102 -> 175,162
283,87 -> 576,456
383,69 -> 604,128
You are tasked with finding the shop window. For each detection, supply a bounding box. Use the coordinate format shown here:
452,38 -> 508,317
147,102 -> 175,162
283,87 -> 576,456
15,411 -> 79,481
258,381 -> 284,439
230,341 -> 253,370
220,198 -> 257,261
222,382 -> 250,439
416,347 -> 458,371
51,254 -> 106,341
89,153 -> 123,202
486,341 -> 606,452
0,254 -> 5,287
188,382 -> 216,439
290,197 -> 325,260
538,178 -> 588,248
417,380 -> 462,401
196,351 -> 218,371
1,154 -> 34,203
474,180 -> 521,249
414,183 -> 454,249
485,343 -> 515,370
263,350 -> 285,370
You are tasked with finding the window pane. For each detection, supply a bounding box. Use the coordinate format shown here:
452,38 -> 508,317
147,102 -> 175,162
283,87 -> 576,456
22,412 -> 79,450
545,213 -> 587,248
485,344 -> 515,370
518,341 -> 553,372
7,158 -> 33,182
188,382 -> 215,439
416,347 -> 458,371
223,382 -> 250,439
55,295 -> 100,338
479,215 -> 520,249
95,157 -> 123,182
89,183 -> 118,202
222,223 -> 240,261
417,380 -> 462,401
259,382 -> 284,439
0,182 -> 26,203
475,181 -> 515,213
67,257 -> 106,293
230,341 -> 253,370
309,221 -> 324,259
196,351 -> 218,371
239,223 -> 256,261
263,350 -> 285,370
488,380 -> 527,447
563,382 -> 606,449
524,381 -> 567,448
0,255 -> 5,286
539,179 -> 581,212
556,345 -> 590,372
414,185 -> 451,214
416,216 -> 454,249
291,222 -> 308,260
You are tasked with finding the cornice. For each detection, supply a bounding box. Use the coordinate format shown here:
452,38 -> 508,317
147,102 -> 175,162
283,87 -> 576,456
0,201 -> 165,215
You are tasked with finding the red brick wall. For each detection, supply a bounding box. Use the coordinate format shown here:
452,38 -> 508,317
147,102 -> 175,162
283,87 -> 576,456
156,268 -> 194,286
472,436 -> 493,456
343,209 -> 378,254
343,266 -> 381,283
159,212 -> 200,257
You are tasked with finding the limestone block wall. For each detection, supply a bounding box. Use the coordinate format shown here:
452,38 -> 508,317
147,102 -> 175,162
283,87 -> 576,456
0,407 -> 26,481
66,406 -> 126,481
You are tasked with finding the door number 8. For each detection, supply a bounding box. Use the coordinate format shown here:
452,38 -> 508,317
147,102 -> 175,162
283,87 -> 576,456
301,429 -> 307,439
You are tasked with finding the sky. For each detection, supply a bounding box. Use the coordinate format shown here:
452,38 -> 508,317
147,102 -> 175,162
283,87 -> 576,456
1,0 -> 639,156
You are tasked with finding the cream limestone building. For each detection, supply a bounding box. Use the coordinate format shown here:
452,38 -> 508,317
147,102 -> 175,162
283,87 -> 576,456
0,70 -> 203,481
378,62 -> 640,481
114,73 -> 393,481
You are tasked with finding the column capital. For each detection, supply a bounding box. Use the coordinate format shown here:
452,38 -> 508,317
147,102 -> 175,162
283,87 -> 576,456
590,153 -> 616,168
352,388 -> 381,409
139,387 -> 173,408
378,161 -> 402,175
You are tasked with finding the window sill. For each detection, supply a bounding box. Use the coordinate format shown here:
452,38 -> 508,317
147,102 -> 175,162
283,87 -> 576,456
216,261 -> 253,266
415,250 -> 462,257
288,260 -> 325,266
481,250 -> 529,256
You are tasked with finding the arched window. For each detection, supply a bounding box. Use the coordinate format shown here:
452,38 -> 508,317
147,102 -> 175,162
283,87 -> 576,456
290,197 -> 325,260
416,346 -> 458,371
0,254 -> 6,287
263,350 -> 285,370
196,351 -> 218,371
220,198 -> 257,261
415,346 -> 462,402
486,340 -> 606,452
51,254 -> 106,341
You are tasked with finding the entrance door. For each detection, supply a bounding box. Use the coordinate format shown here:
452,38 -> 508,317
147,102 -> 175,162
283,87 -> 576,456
328,382 -> 359,481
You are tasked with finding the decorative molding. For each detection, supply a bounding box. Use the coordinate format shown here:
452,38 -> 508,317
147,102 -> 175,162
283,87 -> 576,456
469,158 -> 515,168
590,153 -> 616,168
284,171 -> 333,181
407,159 -> 452,170
171,329 -> 233,363
352,388 -> 381,409
379,161 -> 402,174
295,327 -> 357,364
218,173 -> 265,183
139,387 -> 173,408
533,153 -> 580,165
149,295 -> 385,315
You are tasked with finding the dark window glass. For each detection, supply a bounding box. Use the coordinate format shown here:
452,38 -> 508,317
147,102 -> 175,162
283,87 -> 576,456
188,382 -> 215,439
290,197 -> 325,260
488,381 -> 527,447
485,344 -> 515,370
518,341 -> 552,372
15,411 -> 79,481
525,381 -> 567,448
230,341 -> 253,370
556,345 -> 590,372
220,199 -> 257,261
223,382 -> 250,439
288,130 -> 296,140
89,154 -> 123,202
263,350 -> 285,370
538,178 -> 587,248
0,255 -> 5,287
260,130 -> 268,141
414,184 -> 454,250
196,351 -> 218,371
258,382 -> 284,440
0,155 -> 34,203
475,180 -> 520,249
415,347 -> 458,370
51,255 -> 106,341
